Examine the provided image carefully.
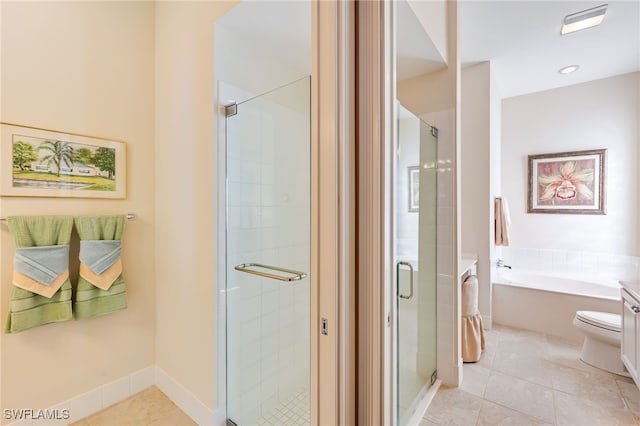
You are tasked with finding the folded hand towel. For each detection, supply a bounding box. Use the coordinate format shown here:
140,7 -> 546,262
13,245 -> 70,298
74,215 -> 127,319
5,216 -> 73,333
79,240 -> 122,289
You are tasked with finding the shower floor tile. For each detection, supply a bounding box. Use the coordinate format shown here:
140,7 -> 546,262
257,389 -> 310,426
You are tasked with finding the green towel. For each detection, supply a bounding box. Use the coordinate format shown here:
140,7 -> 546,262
5,216 -> 74,333
73,215 -> 127,319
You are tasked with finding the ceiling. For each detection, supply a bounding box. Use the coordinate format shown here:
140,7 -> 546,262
220,1 -> 639,100
398,0 -> 640,98
396,0 -> 448,80
217,1 -> 311,77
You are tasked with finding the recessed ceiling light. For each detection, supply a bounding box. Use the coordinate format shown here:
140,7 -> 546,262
559,65 -> 580,74
561,4 -> 608,35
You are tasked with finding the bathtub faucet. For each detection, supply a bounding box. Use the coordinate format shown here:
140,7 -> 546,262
496,259 -> 512,269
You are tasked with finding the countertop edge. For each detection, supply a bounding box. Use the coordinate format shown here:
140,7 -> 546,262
621,281 -> 640,301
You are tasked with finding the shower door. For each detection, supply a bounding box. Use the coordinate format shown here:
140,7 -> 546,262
225,77 -> 311,426
396,104 -> 438,425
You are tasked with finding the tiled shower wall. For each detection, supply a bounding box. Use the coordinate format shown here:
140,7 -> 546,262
500,247 -> 640,282
225,78 -> 311,425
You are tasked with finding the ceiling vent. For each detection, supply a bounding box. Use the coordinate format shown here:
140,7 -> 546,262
561,4 -> 608,35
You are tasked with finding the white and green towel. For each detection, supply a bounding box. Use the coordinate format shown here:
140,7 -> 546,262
74,215 -> 127,319
5,216 -> 74,333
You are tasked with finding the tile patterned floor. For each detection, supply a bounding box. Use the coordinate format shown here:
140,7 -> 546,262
67,325 -> 640,426
256,389 -> 310,426
71,386 -> 310,426
70,386 -> 195,426
422,325 -> 640,426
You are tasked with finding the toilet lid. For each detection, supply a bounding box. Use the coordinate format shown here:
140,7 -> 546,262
576,311 -> 621,332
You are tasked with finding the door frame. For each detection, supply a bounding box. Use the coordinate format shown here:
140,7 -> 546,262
214,1 -> 356,424
311,1 -> 356,424
356,1 -> 396,424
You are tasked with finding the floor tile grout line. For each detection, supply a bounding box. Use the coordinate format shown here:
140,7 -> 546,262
429,326 -> 638,426
460,371 -> 555,426
551,376 -> 559,426
614,376 -> 637,413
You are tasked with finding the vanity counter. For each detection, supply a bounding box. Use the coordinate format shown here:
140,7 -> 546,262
621,280 -> 640,301
460,257 -> 478,276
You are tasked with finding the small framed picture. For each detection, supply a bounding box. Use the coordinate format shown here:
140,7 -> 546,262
1,123 -> 126,199
408,165 -> 419,212
528,149 -> 606,214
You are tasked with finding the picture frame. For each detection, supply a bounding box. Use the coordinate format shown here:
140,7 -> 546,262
408,165 -> 419,212
1,123 -> 126,199
528,149 -> 606,214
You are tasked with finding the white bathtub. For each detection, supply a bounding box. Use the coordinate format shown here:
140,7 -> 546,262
493,269 -> 621,343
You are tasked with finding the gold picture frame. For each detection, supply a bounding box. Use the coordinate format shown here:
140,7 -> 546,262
528,149 -> 606,214
1,123 -> 126,199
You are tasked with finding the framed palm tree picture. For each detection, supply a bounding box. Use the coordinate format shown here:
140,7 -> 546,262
1,123 -> 126,199
528,149 -> 606,214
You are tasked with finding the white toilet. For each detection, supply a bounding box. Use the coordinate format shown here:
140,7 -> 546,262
573,310 -> 629,376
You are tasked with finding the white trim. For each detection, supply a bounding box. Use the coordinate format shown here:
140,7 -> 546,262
451,0 -> 464,389
213,78 -> 228,426
8,367 -> 155,426
483,314 -> 493,329
5,366 -> 222,426
154,366 -> 216,426
405,379 -> 442,426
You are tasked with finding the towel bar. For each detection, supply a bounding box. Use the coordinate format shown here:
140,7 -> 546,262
234,263 -> 307,282
0,213 -> 137,222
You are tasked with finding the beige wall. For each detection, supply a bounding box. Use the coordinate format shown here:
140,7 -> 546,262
0,0 -> 155,417
407,0 -> 447,64
502,72 -> 639,256
0,1 -> 3,411
397,67 -> 455,115
460,61 -> 503,324
461,62 -> 491,320
154,0 -> 236,412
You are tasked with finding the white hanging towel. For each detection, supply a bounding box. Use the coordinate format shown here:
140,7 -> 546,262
495,197 -> 511,246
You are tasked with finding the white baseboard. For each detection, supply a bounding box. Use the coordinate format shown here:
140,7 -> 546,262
7,366 -> 155,425
6,365 -> 223,426
154,366 -> 217,426
213,407 -> 227,426
406,379 -> 441,426
483,314 -> 492,330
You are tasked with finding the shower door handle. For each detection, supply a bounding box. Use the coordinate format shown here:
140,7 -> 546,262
397,261 -> 414,300
235,263 -> 307,282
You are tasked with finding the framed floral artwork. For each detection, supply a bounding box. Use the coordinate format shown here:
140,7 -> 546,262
528,149 -> 606,214
1,123 -> 126,199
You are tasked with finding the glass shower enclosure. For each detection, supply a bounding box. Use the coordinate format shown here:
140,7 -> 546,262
224,77 -> 311,426
396,104 -> 438,425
